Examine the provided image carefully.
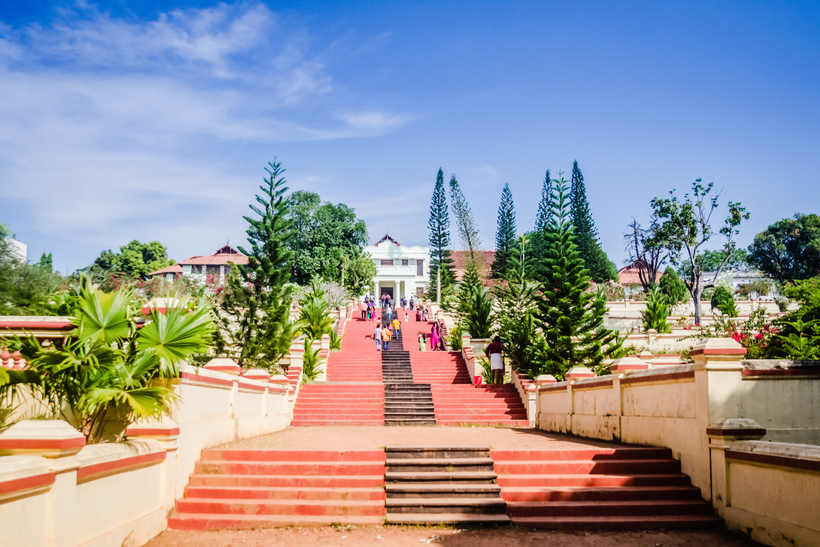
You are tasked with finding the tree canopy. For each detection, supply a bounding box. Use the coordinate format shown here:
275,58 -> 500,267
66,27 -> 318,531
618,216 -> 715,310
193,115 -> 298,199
86,240 -> 174,279
448,175 -> 482,264
747,213 -> 820,283
286,190 -> 372,293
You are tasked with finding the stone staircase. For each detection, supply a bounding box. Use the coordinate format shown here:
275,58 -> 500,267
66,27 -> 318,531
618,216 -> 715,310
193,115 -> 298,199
384,383 -> 436,426
168,449 -> 386,530
493,447 -> 721,529
384,446 -> 510,524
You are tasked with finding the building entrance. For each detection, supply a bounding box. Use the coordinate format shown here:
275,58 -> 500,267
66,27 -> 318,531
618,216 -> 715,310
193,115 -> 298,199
382,287 -> 394,299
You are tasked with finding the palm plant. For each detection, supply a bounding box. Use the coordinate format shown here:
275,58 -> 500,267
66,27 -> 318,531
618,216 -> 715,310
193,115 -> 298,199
464,286 -> 493,338
301,339 -> 321,384
641,287 -> 672,333
0,276 -> 215,443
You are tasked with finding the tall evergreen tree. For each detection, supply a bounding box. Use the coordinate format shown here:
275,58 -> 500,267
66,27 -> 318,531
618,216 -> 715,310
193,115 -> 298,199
492,184 -> 517,278
569,161 -> 616,283
530,170 -> 553,266
535,175 -> 617,379
448,175 -> 482,264
427,168 -> 455,299
217,160 -> 296,371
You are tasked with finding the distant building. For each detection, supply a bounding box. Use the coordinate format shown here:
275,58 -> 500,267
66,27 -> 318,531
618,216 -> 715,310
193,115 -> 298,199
701,269 -> 777,298
148,244 -> 248,283
618,260 -> 663,287
364,234 -> 430,300
449,250 -> 495,281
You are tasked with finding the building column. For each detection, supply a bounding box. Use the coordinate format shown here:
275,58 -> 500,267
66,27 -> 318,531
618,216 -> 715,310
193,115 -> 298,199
374,280 -> 380,301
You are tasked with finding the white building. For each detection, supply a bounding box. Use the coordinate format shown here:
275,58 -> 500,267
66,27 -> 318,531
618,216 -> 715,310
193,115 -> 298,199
2,236 -> 27,263
365,234 -> 430,301
701,269 -> 778,298
148,244 -> 248,283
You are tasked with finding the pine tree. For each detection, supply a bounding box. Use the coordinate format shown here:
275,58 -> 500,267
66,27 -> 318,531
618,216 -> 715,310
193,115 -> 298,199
569,161 -> 616,283
530,170 -> 553,267
217,159 -> 296,371
448,175 -> 482,264
428,168 -> 455,299
535,175 -> 616,380
492,184 -> 517,279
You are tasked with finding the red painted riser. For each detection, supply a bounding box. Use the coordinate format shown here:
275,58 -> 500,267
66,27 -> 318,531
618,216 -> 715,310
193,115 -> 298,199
188,475 -> 385,488
496,474 -> 691,488
194,462 -> 386,476
500,486 -> 702,502
435,412 -> 528,419
176,498 -> 385,517
185,486 -> 386,501
436,420 -> 530,426
506,499 -> 711,517
491,448 -> 673,461
168,514 -> 384,531
494,460 -> 681,475
290,420 -> 385,426
200,450 -> 385,462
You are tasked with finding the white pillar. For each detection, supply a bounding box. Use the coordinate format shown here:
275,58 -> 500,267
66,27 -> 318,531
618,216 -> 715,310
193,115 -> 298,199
374,280 -> 380,302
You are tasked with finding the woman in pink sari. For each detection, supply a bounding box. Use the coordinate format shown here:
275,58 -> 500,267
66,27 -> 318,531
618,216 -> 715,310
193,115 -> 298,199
430,323 -> 440,352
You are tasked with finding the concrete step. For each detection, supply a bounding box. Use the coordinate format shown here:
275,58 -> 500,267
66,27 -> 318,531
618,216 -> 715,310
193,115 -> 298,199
168,513 -> 385,530
386,483 -> 501,498
385,513 -> 510,525
385,471 -> 497,483
500,486 -> 703,502
385,497 -> 507,514
386,458 -> 495,473
509,514 -> 722,530
506,499 -> 712,517
494,459 -> 682,475
291,419 -> 385,426
386,447 -> 490,459
496,473 -> 692,488
491,448 -> 673,461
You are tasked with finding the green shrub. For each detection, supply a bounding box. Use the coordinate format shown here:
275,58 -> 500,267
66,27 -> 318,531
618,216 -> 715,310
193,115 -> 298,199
641,287 -> 671,333
301,339 -> 321,384
710,285 -> 738,317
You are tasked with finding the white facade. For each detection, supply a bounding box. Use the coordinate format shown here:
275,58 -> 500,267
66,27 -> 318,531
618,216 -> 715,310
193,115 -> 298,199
364,234 -> 430,301
2,237 -> 27,263
701,269 -> 778,298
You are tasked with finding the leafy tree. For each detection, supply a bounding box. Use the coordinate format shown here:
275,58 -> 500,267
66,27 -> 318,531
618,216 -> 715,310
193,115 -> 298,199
747,213 -> 820,283
641,287 -> 672,333
87,240 -> 174,279
449,175 -> 482,265
462,286 -> 493,338
296,278 -> 335,340
286,190 -> 372,294
650,180 -> 749,325
1,277 -> 214,442
676,248 -> 749,279
710,285 -> 738,317
765,276 -> 820,358
216,160 -> 296,371
38,252 -> 53,272
456,261 -> 483,320
492,184 -> 517,279
529,170 -> 554,267
569,161 -> 616,283
427,168 -> 455,299
658,266 -> 688,307
535,175 -> 617,380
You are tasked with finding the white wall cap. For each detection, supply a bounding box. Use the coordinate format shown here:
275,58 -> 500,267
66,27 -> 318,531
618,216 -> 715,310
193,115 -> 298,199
77,439 -> 163,468
0,420 -> 85,457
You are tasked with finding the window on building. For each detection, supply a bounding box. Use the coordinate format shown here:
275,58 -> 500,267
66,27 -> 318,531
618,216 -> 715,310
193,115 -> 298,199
402,259 -> 409,266
192,265 -> 202,274
417,260 -> 423,276
381,259 -> 394,266
206,265 -> 220,276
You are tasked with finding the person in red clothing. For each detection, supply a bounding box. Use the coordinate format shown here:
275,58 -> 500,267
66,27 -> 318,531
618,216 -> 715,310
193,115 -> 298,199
484,336 -> 504,384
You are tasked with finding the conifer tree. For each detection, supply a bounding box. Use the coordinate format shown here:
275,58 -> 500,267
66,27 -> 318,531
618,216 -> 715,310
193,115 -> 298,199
569,161 -> 616,283
492,184 -> 517,279
530,170 -> 553,266
448,175 -> 482,264
217,160 -> 296,371
535,175 -> 617,379
428,168 -> 455,299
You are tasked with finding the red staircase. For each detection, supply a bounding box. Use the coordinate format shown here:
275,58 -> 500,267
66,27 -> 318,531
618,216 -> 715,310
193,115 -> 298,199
169,449 -> 385,529
493,448 -> 721,529
291,314 -> 385,426
327,313 -> 382,382
292,384 -> 384,426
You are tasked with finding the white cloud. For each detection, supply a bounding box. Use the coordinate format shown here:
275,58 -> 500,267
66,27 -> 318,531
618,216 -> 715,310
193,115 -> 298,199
0,2 -> 413,269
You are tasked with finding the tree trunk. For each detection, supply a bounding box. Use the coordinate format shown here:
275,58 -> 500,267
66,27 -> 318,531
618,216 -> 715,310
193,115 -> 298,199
692,288 -> 703,326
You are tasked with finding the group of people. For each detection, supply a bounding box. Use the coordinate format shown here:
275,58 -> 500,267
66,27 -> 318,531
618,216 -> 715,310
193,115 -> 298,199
373,316 -> 402,352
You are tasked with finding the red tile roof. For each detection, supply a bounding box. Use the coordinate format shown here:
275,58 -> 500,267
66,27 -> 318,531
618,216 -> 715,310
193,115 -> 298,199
178,245 -> 248,266
618,261 -> 662,286
450,250 -> 496,280
148,264 -> 183,276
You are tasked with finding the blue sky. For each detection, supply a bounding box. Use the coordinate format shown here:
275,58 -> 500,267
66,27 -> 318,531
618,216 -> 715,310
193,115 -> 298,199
1,1 -> 818,274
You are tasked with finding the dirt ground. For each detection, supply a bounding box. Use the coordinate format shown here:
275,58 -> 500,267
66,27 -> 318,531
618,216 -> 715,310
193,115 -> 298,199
217,426 -> 620,451
147,525 -> 761,547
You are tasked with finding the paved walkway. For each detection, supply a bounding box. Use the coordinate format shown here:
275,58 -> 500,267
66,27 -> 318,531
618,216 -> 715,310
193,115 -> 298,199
147,525 -> 760,546
216,426 -> 619,451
